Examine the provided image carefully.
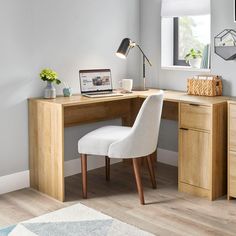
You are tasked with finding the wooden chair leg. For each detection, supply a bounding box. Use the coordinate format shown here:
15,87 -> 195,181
105,156 -> 110,181
132,158 -> 145,205
81,154 -> 87,199
146,155 -> 157,189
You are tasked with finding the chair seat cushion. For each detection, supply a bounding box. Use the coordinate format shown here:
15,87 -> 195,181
78,126 -> 131,156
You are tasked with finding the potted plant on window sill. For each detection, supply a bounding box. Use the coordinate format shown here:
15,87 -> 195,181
184,48 -> 202,69
40,68 -> 61,99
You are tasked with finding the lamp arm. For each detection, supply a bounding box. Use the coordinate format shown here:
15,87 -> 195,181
136,45 -> 152,66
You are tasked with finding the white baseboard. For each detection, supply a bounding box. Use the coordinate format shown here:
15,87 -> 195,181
0,170 -> 30,195
0,149 -> 177,195
0,157 -> 122,195
157,148 -> 178,167
64,156 -> 121,177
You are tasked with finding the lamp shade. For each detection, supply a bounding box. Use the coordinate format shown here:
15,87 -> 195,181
116,38 -> 131,59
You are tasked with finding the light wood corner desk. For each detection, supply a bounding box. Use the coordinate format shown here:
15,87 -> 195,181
28,89 -> 229,202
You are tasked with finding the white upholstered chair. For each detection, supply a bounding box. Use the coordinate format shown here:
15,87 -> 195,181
78,91 -> 164,204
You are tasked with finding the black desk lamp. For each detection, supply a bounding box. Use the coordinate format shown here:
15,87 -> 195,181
116,38 -> 152,91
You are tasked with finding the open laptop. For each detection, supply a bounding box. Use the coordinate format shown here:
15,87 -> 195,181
79,69 -> 123,98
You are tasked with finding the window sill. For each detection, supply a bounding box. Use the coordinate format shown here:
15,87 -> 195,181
161,66 -> 211,73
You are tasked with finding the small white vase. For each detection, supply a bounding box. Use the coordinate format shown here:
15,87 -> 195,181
44,81 -> 56,99
189,58 -> 201,68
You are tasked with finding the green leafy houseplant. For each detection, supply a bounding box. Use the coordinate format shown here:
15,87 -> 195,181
184,48 -> 202,63
40,68 -> 61,85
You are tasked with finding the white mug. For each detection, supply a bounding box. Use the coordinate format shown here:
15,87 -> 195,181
121,79 -> 133,93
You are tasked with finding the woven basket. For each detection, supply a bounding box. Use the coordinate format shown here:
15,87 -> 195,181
187,75 -> 222,97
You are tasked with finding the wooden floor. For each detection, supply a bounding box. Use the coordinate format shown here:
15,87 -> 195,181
1,162 -> 236,236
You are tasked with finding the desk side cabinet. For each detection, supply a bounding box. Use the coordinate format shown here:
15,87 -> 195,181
178,102 -> 227,200
228,102 -> 236,199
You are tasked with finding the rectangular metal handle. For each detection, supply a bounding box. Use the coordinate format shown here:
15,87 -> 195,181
189,103 -> 200,106
180,128 -> 189,131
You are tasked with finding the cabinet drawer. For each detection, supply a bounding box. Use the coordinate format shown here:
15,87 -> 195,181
229,104 -> 236,151
229,151 -> 236,197
180,103 -> 211,131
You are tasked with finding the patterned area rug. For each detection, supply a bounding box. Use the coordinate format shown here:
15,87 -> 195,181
0,203 -> 153,236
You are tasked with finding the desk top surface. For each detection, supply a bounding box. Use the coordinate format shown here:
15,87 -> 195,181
29,89 -> 230,106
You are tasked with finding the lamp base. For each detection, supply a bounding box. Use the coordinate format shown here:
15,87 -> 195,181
133,77 -> 149,91
133,86 -> 149,91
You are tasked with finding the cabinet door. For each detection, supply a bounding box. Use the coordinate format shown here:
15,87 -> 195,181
229,104 -> 236,151
229,151 -> 236,197
179,129 -> 210,189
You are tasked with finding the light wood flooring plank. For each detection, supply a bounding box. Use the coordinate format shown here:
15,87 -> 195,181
1,162 -> 236,236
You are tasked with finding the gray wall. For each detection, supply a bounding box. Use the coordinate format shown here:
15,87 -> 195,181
140,0 -> 236,152
211,0 -> 236,95
2,0 -> 235,177
0,0 -> 140,177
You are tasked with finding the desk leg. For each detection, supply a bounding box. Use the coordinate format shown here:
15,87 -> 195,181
29,101 -> 65,202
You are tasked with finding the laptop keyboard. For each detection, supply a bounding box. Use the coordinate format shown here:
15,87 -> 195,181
83,92 -> 123,98
86,91 -> 113,95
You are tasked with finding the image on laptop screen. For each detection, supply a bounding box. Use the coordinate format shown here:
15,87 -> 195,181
79,69 -> 112,93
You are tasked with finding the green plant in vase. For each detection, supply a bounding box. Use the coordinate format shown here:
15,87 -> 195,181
40,68 -> 61,99
184,48 -> 202,68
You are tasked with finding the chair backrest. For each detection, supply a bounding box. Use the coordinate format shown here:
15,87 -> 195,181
108,91 -> 164,158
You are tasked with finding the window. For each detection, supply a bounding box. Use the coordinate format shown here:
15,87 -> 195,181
161,0 -> 211,70
173,15 -> 211,66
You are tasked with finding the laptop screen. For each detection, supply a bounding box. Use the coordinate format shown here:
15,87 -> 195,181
79,69 -> 113,93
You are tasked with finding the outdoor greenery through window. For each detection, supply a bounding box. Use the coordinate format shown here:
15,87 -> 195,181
174,15 -> 211,67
